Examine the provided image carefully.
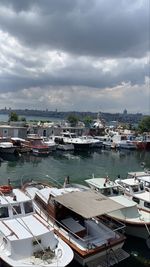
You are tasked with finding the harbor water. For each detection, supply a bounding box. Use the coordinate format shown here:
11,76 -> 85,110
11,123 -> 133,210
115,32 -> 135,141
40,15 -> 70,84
0,148 -> 150,266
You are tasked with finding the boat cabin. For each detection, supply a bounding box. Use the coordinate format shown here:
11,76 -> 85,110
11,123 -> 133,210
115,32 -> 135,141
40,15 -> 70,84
0,188 -> 59,265
85,178 -> 120,197
0,189 -> 34,220
127,171 -> 150,192
116,178 -> 150,211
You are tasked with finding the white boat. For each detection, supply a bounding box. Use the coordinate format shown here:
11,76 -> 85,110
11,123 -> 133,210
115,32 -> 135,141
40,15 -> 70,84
115,177 -> 150,214
54,133 -> 75,151
0,184 -> 74,267
81,136 -> 103,148
0,142 -> 17,154
127,171 -> 150,192
85,177 -> 150,245
58,132 -> 94,150
42,137 -> 57,151
22,181 -> 129,267
111,134 -> 136,150
116,140 -> 137,150
57,143 -> 74,151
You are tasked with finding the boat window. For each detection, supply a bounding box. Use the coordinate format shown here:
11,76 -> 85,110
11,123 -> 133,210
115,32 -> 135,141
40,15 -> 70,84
112,187 -> 119,195
104,188 -> 111,196
32,239 -> 41,246
139,183 -> 144,190
100,189 -> 105,194
12,204 -> 22,215
132,197 -> 140,204
24,201 -> 34,214
132,186 -> 139,192
144,202 -> 150,209
0,206 -> 9,218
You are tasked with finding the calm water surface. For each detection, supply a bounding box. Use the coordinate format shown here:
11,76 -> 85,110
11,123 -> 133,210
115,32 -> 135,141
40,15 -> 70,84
0,148 -> 150,267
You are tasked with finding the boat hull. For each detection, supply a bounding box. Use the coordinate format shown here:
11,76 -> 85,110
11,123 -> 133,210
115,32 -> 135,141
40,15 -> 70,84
55,230 -> 126,266
107,215 -> 150,240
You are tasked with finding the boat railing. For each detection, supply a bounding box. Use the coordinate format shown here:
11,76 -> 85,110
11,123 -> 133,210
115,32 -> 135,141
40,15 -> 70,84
21,174 -> 63,189
36,203 -> 117,249
97,216 -> 126,233
35,202 -> 124,250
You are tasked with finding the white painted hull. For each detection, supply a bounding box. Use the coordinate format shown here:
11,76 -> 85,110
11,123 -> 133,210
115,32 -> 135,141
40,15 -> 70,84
0,238 -> 73,267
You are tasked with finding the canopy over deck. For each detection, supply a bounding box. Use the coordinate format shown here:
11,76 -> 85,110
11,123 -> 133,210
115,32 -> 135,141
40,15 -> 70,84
54,190 -> 124,219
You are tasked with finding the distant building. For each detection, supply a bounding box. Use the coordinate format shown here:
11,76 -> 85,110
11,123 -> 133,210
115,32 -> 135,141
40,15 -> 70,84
0,125 -> 27,139
123,109 -> 127,115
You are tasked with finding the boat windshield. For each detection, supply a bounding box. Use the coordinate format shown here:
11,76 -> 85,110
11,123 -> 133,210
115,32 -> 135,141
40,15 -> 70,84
23,201 -> 34,214
0,206 -> 9,218
102,188 -> 111,196
132,185 -> 139,192
12,204 -> 22,216
112,187 -> 119,195
144,202 -> 150,209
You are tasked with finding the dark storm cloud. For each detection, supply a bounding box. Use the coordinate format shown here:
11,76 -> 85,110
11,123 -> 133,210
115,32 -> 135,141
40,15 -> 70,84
0,0 -> 149,58
0,0 -> 149,113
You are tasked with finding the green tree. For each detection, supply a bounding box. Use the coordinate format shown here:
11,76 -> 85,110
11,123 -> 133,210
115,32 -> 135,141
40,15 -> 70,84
20,117 -> 26,122
67,114 -> 79,126
8,112 -> 18,122
138,116 -> 150,133
83,116 -> 92,127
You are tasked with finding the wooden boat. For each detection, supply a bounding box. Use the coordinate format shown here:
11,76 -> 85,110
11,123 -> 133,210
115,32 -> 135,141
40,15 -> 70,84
23,134 -> 50,156
11,137 -> 31,153
0,183 -> 74,266
22,181 -> 129,266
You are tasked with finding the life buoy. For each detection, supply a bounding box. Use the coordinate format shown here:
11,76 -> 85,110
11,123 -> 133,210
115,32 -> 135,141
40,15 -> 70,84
0,185 -> 13,194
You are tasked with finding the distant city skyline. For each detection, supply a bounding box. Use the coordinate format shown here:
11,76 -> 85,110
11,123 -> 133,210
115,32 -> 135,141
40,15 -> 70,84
0,0 -> 149,114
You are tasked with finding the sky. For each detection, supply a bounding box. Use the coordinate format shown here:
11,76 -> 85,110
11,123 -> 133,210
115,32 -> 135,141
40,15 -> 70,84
0,0 -> 149,114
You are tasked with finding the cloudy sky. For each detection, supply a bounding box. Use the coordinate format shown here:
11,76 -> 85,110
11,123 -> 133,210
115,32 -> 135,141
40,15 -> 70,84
0,0 -> 149,114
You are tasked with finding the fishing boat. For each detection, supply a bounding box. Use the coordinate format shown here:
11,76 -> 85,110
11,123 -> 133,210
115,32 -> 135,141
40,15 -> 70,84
127,171 -> 150,192
56,132 -> 94,151
42,136 -> 57,151
0,142 -> 17,154
22,180 -> 129,267
11,137 -> 32,153
23,134 -> 50,156
115,177 -> 150,213
85,176 -> 150,246
0,183 -> 74,267
54,133 -> 74,151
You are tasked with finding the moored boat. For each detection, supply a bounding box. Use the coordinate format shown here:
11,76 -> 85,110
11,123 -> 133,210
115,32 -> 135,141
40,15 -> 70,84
127,171 -> 150,192
23,134 -> 50,156
0,142 -> 17,154
22,180 -> 129,266
0,183 -> 74,267
85,176 -> 150,246
115,177 -> 150,213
